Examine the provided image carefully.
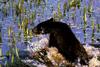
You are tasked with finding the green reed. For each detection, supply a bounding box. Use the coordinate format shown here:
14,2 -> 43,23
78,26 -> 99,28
0,0 -> 99,66
0,23 -> 2,67
7,26 -> 19,64
63,2 -> 67,17
97,24 -> 100,33
57,1 -> 63,20
0,47 -> 2,67
83,5 -> 87,43
0,23 -> 2,44
69,0 -> 81,9
29,11 -> 36,23
2,4 -> 8,18
8,26 -> 14,64
87,0 -> 95,44
28,30 -> 33,42
53,0 -> 63,20
33,0 -> 46,7
91,18 -> 95,44
21,17 -> 29,41
88,0 -> 93,17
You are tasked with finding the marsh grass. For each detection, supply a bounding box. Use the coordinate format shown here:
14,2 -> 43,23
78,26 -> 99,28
83,5 -> 87,43
7,26 -> 20,65
0,23 -> 2,43
0,0 -> 99,66
0,23 -> 2,67
91,18 -> 95,44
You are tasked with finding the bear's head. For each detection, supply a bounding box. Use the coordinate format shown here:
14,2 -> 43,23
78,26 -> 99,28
32,18 -> 54,34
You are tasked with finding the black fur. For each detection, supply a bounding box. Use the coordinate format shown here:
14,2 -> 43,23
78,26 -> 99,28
32,18 -> 89,65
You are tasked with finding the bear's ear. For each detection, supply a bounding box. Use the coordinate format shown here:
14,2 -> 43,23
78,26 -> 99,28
49,18 -> 55,22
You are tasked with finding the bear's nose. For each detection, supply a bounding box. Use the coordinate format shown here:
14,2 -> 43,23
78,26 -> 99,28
32,27 -> 41,34
32,27 -> 37,33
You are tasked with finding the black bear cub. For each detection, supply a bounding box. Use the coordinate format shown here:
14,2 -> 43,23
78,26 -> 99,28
32,18 -> 89,65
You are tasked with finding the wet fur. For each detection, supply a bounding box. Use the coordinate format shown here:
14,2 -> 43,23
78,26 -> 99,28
32,18 -> 89,65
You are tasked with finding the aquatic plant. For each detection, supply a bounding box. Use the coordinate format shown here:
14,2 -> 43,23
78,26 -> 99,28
83,5 -> 87,43
0,0 -> 99,66
7,26 -> 19,64
88,0 -> 93,17
91,18 -> 95,44
0,23 -> 2,67
63,2 -> 67,17
0,23 -> 2,43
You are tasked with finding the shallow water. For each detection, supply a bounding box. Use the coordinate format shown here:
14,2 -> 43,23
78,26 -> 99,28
0,0 -> 99,54
0,0 -> 100,66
